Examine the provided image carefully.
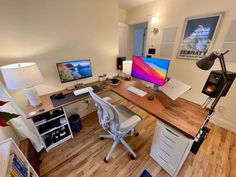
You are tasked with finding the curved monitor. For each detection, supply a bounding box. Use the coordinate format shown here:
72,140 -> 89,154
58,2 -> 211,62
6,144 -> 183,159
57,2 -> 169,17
56,59 -> 92,83
131,56 -> 170,86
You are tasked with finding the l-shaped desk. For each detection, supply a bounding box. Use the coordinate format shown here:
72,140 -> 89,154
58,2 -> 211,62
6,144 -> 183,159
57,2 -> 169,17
111,79 -> 208,139
25,78 -> 209,176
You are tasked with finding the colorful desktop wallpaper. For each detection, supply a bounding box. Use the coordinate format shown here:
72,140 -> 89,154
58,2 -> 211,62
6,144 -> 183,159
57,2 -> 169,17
131,56 -> 170,86
56,60 -> 92,83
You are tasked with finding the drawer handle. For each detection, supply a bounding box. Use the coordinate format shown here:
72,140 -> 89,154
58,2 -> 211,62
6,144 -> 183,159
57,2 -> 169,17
162,140 -> 174,149
158,154 -> 168,163
163,135 -> 176,144
165,128 -> 179,137
160,147 -> 171,157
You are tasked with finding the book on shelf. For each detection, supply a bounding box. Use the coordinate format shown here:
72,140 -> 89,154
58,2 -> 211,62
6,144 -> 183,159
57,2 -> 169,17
9,153 -> 28,177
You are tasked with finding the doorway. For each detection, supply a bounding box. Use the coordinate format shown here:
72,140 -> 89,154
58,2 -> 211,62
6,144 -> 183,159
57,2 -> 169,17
132,22 -> 148,57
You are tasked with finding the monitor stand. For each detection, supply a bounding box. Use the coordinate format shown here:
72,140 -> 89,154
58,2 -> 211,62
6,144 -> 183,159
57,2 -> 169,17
75,83 -> 84,89
152,84 -> 160,91
146,85 -> 160,101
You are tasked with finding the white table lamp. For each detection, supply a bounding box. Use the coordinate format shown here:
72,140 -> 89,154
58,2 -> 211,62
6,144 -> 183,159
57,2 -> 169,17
1,63 -> 43,107
122,61 -> 132,80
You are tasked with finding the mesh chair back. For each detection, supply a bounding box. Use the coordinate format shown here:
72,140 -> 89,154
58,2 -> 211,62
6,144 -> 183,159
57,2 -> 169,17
89,90 -> 119,134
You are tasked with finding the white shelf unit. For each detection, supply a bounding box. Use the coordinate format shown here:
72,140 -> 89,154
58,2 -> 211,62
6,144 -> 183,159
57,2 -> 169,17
34,114 -> 65,127
31,107 -> 73,152
0,138 -> 39,177
150,120 -> 193,177
40,122 -> 68,136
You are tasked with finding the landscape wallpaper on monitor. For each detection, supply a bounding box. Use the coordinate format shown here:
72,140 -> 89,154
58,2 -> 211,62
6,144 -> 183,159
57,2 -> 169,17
56,60 -> 92,83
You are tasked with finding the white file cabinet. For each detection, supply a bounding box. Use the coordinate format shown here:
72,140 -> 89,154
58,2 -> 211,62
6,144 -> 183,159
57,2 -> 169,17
150,120 -> 193,177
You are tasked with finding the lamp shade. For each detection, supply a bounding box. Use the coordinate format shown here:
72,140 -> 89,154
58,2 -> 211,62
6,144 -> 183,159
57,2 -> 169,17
196,52 -> 218,70
122,61 -> 132,74
1,62 -> 43,90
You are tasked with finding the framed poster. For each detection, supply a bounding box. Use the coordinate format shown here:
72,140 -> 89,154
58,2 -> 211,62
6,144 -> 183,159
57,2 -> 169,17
177,12 -> 223,59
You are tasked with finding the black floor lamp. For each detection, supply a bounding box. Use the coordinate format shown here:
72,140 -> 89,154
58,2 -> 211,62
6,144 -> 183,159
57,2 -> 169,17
191,50 -> 236,154
196,50 -> 236,115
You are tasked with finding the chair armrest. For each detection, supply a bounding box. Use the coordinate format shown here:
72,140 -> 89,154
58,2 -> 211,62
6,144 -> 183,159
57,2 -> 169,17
120,115 -> 141,130
102,97 -> 112,102
94,97 -> 111,107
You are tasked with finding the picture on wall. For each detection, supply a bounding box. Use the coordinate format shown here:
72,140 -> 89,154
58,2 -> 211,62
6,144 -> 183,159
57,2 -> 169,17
177,12 -> 223,59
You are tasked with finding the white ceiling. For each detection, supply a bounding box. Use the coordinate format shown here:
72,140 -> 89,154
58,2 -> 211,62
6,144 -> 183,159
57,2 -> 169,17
118,0 -> 154,10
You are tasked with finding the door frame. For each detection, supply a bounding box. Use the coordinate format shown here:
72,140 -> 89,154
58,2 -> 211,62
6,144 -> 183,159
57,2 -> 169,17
128,16 -> 152,57
118,22 -> 129,58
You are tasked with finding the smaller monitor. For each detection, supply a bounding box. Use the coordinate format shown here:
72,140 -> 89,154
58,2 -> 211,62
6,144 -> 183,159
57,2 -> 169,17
131,56 -> 170,86
56,59 -> 92,83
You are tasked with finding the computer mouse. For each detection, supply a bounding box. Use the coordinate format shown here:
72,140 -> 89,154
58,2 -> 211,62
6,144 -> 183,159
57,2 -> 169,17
147,95 -> 154,101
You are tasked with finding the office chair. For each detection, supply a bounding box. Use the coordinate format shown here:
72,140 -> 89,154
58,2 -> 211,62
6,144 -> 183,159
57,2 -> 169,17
89,90 -> 141,162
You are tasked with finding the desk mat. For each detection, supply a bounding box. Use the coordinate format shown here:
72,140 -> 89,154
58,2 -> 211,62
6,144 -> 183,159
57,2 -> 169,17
50,85 -> 103,107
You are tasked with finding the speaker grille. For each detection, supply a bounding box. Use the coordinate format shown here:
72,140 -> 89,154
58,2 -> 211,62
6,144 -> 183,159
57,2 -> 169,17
202,70 -> 236,98
117,57 -> 126,70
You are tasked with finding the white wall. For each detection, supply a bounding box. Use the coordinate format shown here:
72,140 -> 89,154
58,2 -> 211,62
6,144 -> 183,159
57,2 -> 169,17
0,0 -> 118,109
119,8 -> 127,23
127,0 -> 236,123
0,126 -> 19,144
118,23 -> 129,57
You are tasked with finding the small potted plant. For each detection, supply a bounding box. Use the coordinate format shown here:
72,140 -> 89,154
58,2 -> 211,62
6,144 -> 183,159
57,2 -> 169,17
0,100 -> 19,127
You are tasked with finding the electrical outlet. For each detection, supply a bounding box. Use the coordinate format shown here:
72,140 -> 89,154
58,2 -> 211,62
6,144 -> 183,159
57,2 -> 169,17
84,99 -> 89,104
218,106 -> 225,113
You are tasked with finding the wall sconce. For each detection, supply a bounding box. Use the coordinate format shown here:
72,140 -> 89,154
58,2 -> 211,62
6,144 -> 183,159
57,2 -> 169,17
151,17 -> 159,34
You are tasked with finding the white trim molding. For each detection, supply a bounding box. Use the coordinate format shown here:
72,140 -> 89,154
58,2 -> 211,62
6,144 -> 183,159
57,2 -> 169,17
127,15 -> 151,25
210,116 -> 236,134
118,22 -> 128,28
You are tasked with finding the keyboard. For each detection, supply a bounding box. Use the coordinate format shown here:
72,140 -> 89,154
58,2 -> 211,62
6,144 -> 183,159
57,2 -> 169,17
127,86 -> 147,97
73,87 -> 94,96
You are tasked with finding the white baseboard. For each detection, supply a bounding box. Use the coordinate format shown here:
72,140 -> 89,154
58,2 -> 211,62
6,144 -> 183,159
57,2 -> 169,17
210,116 -> 236,134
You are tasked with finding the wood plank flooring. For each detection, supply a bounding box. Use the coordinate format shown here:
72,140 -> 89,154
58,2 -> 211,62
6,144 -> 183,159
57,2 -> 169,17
39,98 -> 236,177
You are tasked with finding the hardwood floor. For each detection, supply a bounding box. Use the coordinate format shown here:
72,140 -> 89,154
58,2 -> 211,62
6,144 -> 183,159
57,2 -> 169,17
39,98 -> 236,177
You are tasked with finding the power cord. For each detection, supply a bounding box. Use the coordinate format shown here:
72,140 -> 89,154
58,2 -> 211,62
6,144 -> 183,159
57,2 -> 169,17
77,99 -> 90,113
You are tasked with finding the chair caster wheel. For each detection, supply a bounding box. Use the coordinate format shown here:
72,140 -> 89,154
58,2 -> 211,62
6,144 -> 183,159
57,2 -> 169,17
100,137 -> 104,140
129,154 -> 136,160
134,132 -> 139,136
104,157 -> 108,163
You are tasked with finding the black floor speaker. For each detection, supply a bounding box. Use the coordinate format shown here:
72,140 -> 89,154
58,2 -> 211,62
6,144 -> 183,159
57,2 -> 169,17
117,57 -> 126,70
202,70 -> 236,98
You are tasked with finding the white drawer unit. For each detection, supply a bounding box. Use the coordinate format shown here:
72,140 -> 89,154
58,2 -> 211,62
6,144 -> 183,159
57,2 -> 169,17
150,120 -> 193,177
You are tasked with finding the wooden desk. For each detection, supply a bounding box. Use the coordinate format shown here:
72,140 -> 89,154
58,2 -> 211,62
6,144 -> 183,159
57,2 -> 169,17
24,81 -> 109,151
25,81 -> 109,119
25,78 -> 209,176
111,79 -> 209,139
25,79 -> 208,139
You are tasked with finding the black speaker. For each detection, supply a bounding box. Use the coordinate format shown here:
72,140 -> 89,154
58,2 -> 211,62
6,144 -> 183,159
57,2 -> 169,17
202,70 -> 236,98
117,57 -> 126,70
148,48 -> 156,55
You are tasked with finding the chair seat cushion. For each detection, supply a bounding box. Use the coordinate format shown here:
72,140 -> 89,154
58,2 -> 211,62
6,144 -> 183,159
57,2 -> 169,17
119,115 -> 141,130
115,105 -> 141,130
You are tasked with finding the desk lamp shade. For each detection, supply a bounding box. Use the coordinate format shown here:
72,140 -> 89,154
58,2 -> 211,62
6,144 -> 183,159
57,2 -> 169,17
1,63 -> 43,107
196,52 -> 218,70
